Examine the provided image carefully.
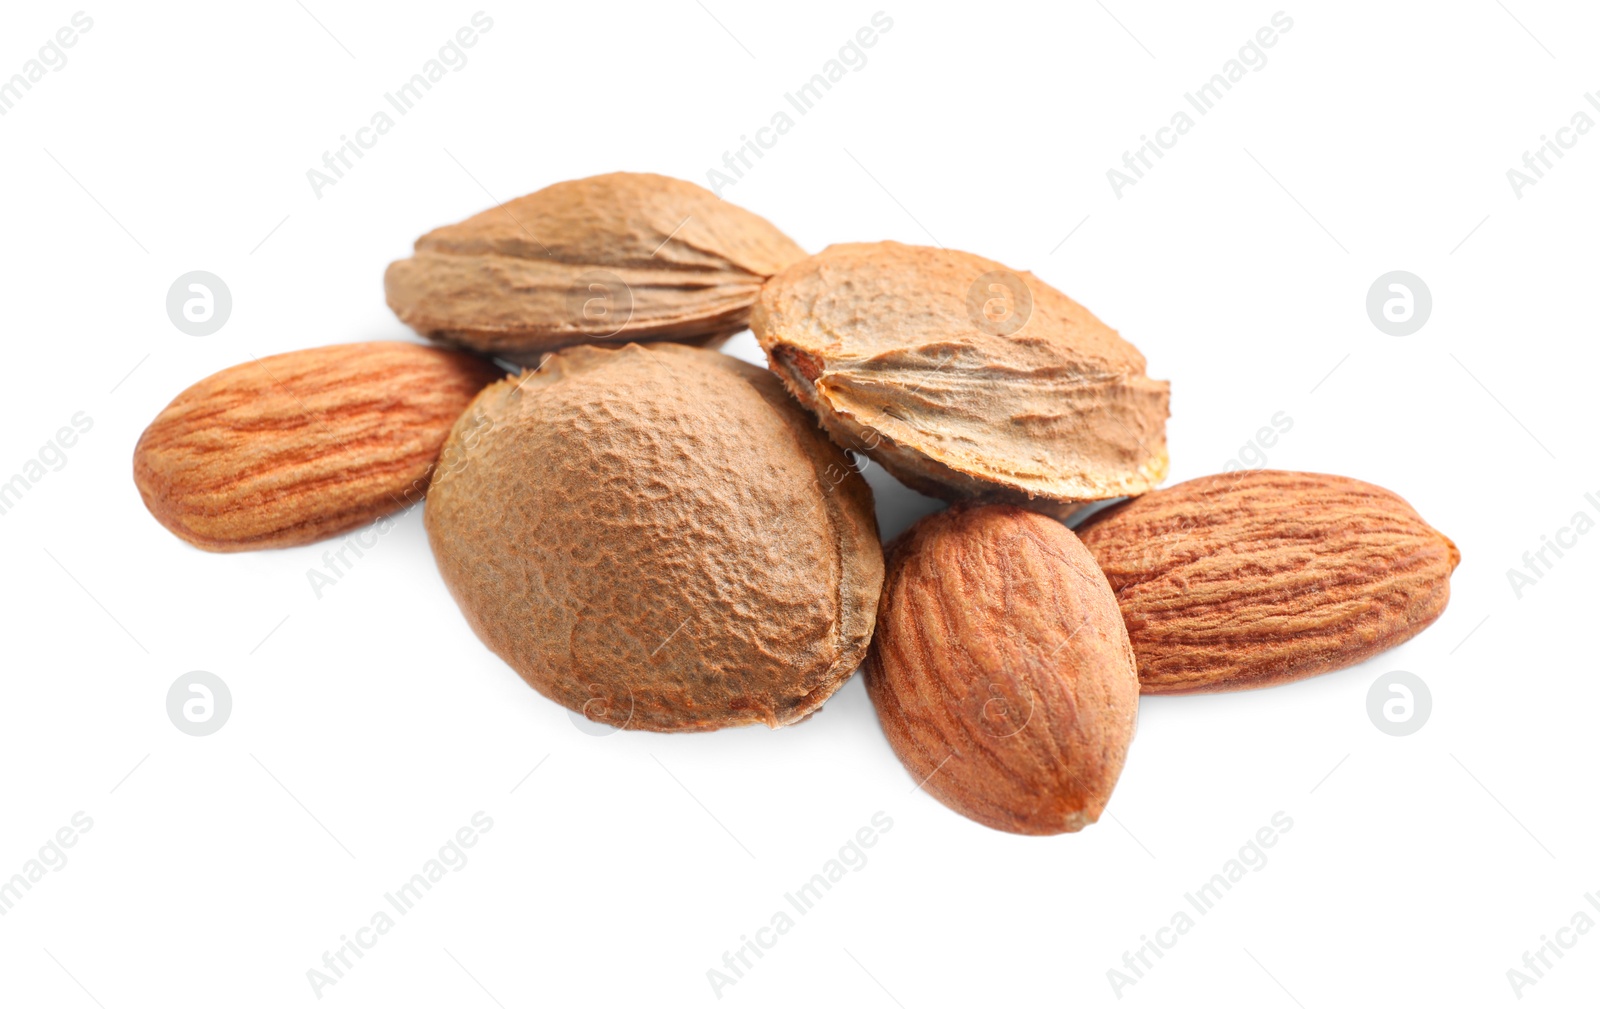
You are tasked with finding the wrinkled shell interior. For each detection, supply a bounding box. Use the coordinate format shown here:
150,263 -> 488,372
385,172 -> 807,364
424,342 -> 884,732
753,241 -> 1170,516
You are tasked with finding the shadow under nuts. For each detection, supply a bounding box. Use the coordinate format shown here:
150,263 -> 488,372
1075,470 -> 1460,694
424,342 -> 884,732
385,172 -> 807,365
753,241 -> 1170,518
866,504 -> 1139,835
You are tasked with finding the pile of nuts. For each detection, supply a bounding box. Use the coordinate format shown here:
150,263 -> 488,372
133,172 -> 1459,835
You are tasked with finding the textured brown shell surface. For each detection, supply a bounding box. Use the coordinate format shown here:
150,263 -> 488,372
1074,470 -> 1460,694
384,172 -> 807,363
865,504 -> 1139,835
132,342 -> 504,552
752,241 -> 1170,509
424,342 -> 884,733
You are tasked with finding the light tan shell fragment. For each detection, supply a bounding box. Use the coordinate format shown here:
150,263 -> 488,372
424,342 -> 884,732
752,241 -> 1170,516
385,172 -> 807,364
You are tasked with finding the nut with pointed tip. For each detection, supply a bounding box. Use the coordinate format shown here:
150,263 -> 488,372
866,504 -> 1139,835
133,342 -> 504,552
1075,470 -> 1460,694
385,172 -> 807,364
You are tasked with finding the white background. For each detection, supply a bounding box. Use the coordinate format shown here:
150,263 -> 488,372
1,1 -> 1595,1006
